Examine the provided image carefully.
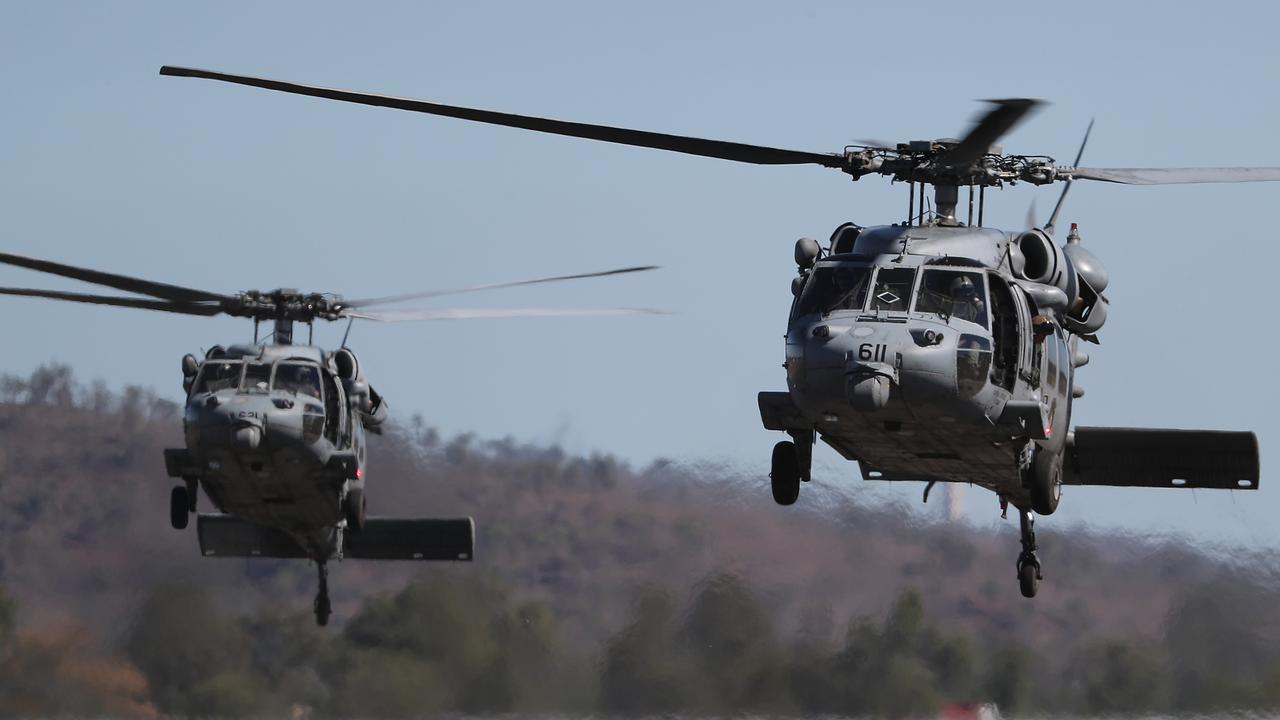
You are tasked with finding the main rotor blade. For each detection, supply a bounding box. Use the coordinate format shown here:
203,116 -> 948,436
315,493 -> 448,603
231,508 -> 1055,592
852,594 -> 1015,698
0,251 -> 229,304
1045,118 -> 1094,235
345,307 -> 668,322
940,98 -> 1044,169
0,287 -> 224,316
1064,166 -> 1280,185
343,265 -> 660,308
160,66 -> 845,168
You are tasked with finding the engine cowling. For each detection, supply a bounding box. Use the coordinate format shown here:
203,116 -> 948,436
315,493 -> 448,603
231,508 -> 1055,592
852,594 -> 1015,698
1015,229 -> 1109,335
1061,236 -> 1109,335
332,348 -> 361,382
1016,230 -> 1077,300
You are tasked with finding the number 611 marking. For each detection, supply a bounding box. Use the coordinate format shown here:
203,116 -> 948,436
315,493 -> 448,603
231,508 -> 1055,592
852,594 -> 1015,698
858,343 -> 888,363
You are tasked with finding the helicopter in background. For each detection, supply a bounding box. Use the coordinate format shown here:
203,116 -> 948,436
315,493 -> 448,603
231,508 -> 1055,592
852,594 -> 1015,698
157,66 -> 1270,598
0,250 -> 658,624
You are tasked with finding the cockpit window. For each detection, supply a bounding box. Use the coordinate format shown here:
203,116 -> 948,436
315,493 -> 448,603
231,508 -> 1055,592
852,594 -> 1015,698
194,361 -> 242,394
869,268 -> 917,312
275,363 -> 323,400
794,265 -> 872,316
915,269 -> 989,328
242,363 -> 272,394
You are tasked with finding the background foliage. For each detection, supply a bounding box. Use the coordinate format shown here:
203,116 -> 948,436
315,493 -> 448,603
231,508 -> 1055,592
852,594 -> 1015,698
0,365 -> 1277,717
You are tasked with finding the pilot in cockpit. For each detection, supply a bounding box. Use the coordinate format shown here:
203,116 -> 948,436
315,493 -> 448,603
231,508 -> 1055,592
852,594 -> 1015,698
278,364 -> 322,400
949,275 -> 986,324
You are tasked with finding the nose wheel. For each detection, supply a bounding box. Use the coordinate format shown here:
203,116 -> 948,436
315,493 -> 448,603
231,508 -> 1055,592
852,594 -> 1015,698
1016,509 -> 1042,598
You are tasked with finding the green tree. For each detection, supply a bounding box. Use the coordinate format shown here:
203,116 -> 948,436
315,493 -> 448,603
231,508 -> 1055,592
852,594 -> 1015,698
125,582 -> 265,716
983,642 -> 1032,715
1066,641 -> 1169,714
678,572 -> 790,713
339,572 -> 565,713
598,586 -> 694,714
328,649 -> 452,717
0,585 -> 14,649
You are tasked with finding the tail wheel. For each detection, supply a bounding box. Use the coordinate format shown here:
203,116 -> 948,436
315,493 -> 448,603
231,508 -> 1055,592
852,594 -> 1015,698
314,595 -> 332,627
1018,558 -> 1040,598
1027,447 -> 1062,515
170,486 -> 190,530
770,441 -> 801,506
344,488 -> 367,532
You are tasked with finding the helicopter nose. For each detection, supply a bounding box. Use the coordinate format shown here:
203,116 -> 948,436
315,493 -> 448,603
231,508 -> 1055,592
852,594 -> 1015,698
232,423 -> 262,451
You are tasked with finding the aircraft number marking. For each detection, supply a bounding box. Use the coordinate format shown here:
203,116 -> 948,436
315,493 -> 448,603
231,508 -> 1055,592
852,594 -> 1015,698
858,343 -> 888,363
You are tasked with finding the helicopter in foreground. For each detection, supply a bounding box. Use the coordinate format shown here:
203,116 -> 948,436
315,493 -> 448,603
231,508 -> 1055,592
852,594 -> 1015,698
158,66 -> 1271,598
0,251 -> 658,623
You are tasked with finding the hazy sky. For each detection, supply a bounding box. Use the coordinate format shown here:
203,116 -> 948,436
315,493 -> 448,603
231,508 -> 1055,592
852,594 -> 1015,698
2,1 -> 1278,546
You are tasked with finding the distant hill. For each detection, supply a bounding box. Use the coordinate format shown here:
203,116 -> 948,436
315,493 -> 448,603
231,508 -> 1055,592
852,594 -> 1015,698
1,364 -> 1277,716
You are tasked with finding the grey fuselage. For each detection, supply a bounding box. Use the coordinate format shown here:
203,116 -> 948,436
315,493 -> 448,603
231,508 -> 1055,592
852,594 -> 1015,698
781,223 -> 1076,508
177,343 -> 373,558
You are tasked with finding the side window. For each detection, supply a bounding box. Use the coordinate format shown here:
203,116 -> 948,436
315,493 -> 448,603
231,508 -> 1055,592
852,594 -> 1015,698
321,370 -> 341,443
1044,334 -> 1058,391
916,270 -> 989,328
275,363 -> 323,400
1057,337 -> 1070,395
870,268 -> 917,312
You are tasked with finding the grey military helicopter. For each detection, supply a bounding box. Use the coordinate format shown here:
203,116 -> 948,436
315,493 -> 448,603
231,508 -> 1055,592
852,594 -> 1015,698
0,250 -> 658,623
159,66 -> 1271,598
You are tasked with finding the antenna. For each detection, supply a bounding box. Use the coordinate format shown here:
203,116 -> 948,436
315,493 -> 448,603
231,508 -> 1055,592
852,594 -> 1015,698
340,317 -> 355,348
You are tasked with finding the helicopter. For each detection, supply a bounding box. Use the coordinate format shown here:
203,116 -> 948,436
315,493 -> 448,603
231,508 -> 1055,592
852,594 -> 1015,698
157,66 -> 1271,598
0,250 -> 659,624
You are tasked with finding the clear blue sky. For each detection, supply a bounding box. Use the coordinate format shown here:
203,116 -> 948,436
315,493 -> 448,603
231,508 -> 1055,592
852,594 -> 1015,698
2,1 -> 1277,546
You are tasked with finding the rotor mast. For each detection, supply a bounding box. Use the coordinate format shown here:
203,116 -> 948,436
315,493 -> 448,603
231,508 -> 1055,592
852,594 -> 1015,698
273,318 -> 294,345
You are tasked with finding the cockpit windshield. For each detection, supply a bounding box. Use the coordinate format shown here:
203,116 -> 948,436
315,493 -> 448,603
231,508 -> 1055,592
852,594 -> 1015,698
869,268 -> 917,312
242,363 -> 272,394
194,361 -> 242,394
915,269 -> 989,328
794,266 -> 872,316
275,363 -> 323,400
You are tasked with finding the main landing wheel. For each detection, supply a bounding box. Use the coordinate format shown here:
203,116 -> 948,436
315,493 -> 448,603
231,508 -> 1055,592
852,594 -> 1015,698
771,441 -> 801,506
170,486 -> 190,530
344,488 -> 367,532
1027,448 -> 1062,516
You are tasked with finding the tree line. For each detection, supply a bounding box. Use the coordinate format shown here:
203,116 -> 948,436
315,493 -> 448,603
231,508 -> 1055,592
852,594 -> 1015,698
3,570 -> 1280,717
2,364 -> 1280,716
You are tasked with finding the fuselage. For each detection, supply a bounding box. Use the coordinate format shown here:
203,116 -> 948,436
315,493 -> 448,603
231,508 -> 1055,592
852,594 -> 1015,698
783,223 -> 1074,506
181,343 -> 367,557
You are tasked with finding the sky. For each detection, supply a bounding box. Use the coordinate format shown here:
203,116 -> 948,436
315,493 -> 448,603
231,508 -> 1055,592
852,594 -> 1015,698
2,1 -> 1278,547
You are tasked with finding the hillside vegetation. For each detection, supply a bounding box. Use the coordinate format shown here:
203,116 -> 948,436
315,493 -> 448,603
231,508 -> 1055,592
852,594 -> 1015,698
0,364 -> 1276,717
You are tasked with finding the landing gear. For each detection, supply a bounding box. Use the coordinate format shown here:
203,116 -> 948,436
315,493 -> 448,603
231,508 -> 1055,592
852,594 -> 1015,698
170,477 -> 199,530
771,442 -> 800,505
1016,509 -> 1042,598
344,488 -> 367,532
314,562 -> 331,627
1018,558 -> 1039,598
1027,447 -> 1062,515
770,430 -> 813,506
170,486 -> 190,530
